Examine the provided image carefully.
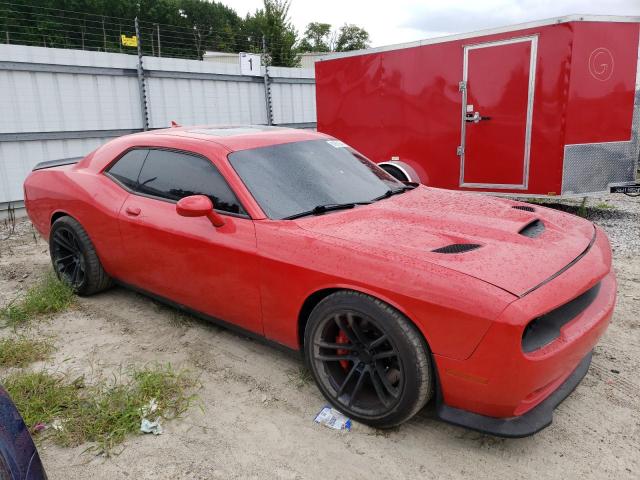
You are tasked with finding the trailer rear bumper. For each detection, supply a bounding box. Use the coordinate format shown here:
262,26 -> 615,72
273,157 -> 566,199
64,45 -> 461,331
435,351 -> 592,438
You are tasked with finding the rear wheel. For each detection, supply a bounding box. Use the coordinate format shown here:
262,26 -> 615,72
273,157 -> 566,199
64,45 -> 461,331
305,291 -> 433,428
49,216 -> 112,295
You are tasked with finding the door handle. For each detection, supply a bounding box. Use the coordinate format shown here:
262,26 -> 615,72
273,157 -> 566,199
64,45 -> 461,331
125,206 -> 141,216
465,111 -> 491,123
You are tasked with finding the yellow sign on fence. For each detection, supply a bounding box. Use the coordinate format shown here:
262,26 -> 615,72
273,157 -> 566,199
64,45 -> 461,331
121,35 -> 138,47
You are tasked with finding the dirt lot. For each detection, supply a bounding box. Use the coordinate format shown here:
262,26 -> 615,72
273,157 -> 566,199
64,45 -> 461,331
1,193 -> 639,480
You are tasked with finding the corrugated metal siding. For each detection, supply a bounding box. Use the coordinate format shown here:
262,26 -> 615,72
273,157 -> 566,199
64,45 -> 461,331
268,67 -> 316,125
0,137 -> 107,203
0,44 -> 316,204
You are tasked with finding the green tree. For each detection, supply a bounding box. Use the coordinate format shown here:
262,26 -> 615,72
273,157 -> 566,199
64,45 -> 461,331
299,22 -> 331,52
335,23 -> 370,51
242,0 -> 299,67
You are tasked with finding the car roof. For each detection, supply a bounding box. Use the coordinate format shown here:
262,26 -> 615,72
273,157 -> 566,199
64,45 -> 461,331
148,125 -> 329,152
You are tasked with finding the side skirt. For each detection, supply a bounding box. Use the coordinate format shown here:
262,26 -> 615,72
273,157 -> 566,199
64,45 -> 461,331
111,279 -> 301,359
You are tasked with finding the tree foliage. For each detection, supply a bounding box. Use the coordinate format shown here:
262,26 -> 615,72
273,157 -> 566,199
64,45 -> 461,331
335,24 -> 370,51
241,0 -> 299,67
298,22 -> 331,52
0,1 -> 369,64
299,21 -> 370,53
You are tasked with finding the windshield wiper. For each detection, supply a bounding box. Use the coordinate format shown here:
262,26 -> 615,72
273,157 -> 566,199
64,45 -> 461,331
371,184 -> 416,202
284,201 -> 371,220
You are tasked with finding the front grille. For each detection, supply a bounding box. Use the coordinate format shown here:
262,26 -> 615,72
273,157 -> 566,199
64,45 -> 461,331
521,282 -> 601,353
431,243 -> 481,254
512,205 -> 536,212
519,219 -> 545,238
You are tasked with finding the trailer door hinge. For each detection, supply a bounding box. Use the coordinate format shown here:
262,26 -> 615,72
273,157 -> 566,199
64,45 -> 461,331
457,146 -> 464,156
458,81 -> 466,92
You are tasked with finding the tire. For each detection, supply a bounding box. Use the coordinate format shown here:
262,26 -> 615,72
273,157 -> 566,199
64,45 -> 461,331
49,216 -> 113,296
304,290 -> 433,428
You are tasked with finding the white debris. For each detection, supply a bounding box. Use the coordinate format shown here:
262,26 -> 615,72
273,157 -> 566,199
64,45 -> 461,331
314,406 -> 352,431
140,418 -> 163,435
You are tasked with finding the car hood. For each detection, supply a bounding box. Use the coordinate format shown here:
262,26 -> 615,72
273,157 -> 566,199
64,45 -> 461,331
295,187 -> 595,297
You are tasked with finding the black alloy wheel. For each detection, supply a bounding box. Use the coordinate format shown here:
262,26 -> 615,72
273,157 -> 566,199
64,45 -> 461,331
49,216 -> 112,295
306,291 -> 432,428
51,225 -> 86,289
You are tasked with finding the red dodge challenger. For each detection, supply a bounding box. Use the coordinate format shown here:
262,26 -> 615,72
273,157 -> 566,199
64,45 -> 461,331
23,126 -> 616,437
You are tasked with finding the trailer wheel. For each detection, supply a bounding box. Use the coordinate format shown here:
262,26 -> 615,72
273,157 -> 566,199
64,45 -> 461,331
378,161 -> 420,183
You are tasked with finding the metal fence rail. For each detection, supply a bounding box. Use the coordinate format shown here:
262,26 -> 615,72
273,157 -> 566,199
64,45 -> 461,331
0,43 -> 316,206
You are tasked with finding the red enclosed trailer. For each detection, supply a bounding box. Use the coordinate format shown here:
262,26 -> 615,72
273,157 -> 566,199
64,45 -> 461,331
315,15 -> 640,196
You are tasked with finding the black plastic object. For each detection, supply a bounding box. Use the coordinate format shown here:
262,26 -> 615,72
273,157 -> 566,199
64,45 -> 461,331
436,351 -> 593,438
519,219 -> 545,238
521,282 -> 601,353
432,244 -> 481,254
512,205 -> 536,212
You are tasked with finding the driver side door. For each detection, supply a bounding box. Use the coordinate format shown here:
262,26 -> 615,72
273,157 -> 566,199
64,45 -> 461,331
106,147 -> 262,335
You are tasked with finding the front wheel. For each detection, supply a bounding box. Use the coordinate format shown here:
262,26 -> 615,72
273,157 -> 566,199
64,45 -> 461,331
305,291 -> 433,428
49,216 -> 112,295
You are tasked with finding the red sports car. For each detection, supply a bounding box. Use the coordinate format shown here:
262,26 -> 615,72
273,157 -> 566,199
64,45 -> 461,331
23,126 -> 615,437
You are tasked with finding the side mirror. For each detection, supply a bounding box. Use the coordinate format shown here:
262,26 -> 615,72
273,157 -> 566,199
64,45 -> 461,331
176,195 -> 225,227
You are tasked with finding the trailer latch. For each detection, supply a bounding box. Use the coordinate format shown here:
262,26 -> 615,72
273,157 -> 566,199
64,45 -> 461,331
458,81 -> 466,92
456,146 -> 464,156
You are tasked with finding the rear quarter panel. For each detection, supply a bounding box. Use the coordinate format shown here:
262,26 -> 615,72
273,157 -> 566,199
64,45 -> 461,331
24,165 -> 129,277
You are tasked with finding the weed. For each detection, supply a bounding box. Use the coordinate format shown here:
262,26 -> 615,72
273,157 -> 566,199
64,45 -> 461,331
595,202 -> 613,210
1,271 -> 75,327
2,371 -> 81,431
0,336 -> 55,367
2,364 -> 198,455
286,367 -> 313,389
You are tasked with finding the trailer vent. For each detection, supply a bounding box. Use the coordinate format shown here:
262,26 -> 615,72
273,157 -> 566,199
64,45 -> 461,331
519,220 -> 545,238
432,243 -> 481,254
512,205 -> 536,212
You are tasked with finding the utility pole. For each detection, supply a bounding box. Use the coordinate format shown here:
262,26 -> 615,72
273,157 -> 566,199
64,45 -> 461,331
262,35 -> 273,126
135,17 -> 149,131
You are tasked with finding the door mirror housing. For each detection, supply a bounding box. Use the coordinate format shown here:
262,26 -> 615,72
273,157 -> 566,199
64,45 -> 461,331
176,195 -> 225,227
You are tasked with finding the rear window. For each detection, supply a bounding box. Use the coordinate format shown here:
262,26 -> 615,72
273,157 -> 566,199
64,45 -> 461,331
106,149 -> 148,190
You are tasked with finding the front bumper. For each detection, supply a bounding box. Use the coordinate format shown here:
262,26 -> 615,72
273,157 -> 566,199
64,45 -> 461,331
436,351 -> 592,437
433,226 -> 615,436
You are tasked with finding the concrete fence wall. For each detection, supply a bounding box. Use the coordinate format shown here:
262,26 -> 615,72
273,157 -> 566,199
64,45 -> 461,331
0,44 -> 316,207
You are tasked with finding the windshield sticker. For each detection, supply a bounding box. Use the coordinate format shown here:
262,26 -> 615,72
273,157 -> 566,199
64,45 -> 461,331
327,140 -> 348,148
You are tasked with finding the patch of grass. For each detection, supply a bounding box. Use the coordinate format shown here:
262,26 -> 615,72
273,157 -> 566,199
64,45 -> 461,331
286,367 -> 313,389
1,271 -> 75,327
0,336 -> 55,367
3,364 -> 198,455
595,202 -> 613,210
2,371 -> 81,431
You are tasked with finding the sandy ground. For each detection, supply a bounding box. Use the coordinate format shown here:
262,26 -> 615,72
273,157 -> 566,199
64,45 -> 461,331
0,193 -> 639,480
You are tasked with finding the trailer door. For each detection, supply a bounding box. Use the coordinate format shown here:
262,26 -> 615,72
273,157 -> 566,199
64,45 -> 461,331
459,36 -> 537,189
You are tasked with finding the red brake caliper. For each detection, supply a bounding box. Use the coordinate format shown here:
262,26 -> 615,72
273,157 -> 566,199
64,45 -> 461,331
336,330 -> 350,370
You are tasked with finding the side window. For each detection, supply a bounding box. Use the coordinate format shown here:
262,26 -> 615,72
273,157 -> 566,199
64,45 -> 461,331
106,149 -> 148,190
137,149 -> 246,215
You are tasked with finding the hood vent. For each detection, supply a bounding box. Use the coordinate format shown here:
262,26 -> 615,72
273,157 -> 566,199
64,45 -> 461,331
432,243 -> 481,254
519,219 -> 545,238
512,205 -> 535,212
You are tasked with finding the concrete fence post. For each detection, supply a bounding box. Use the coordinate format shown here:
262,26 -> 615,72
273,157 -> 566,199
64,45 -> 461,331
135,17 -> 150,131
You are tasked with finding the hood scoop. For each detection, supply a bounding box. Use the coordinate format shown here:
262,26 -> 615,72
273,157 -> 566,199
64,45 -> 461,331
519,219 -> 545,238
432,243 -> 482,254
512,205 -> 535,212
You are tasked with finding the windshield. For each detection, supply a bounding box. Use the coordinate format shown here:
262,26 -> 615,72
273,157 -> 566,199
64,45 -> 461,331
228,139 -> 404,219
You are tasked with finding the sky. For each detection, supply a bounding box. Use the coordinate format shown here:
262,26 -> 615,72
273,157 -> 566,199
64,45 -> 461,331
220,0 -> 640,47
